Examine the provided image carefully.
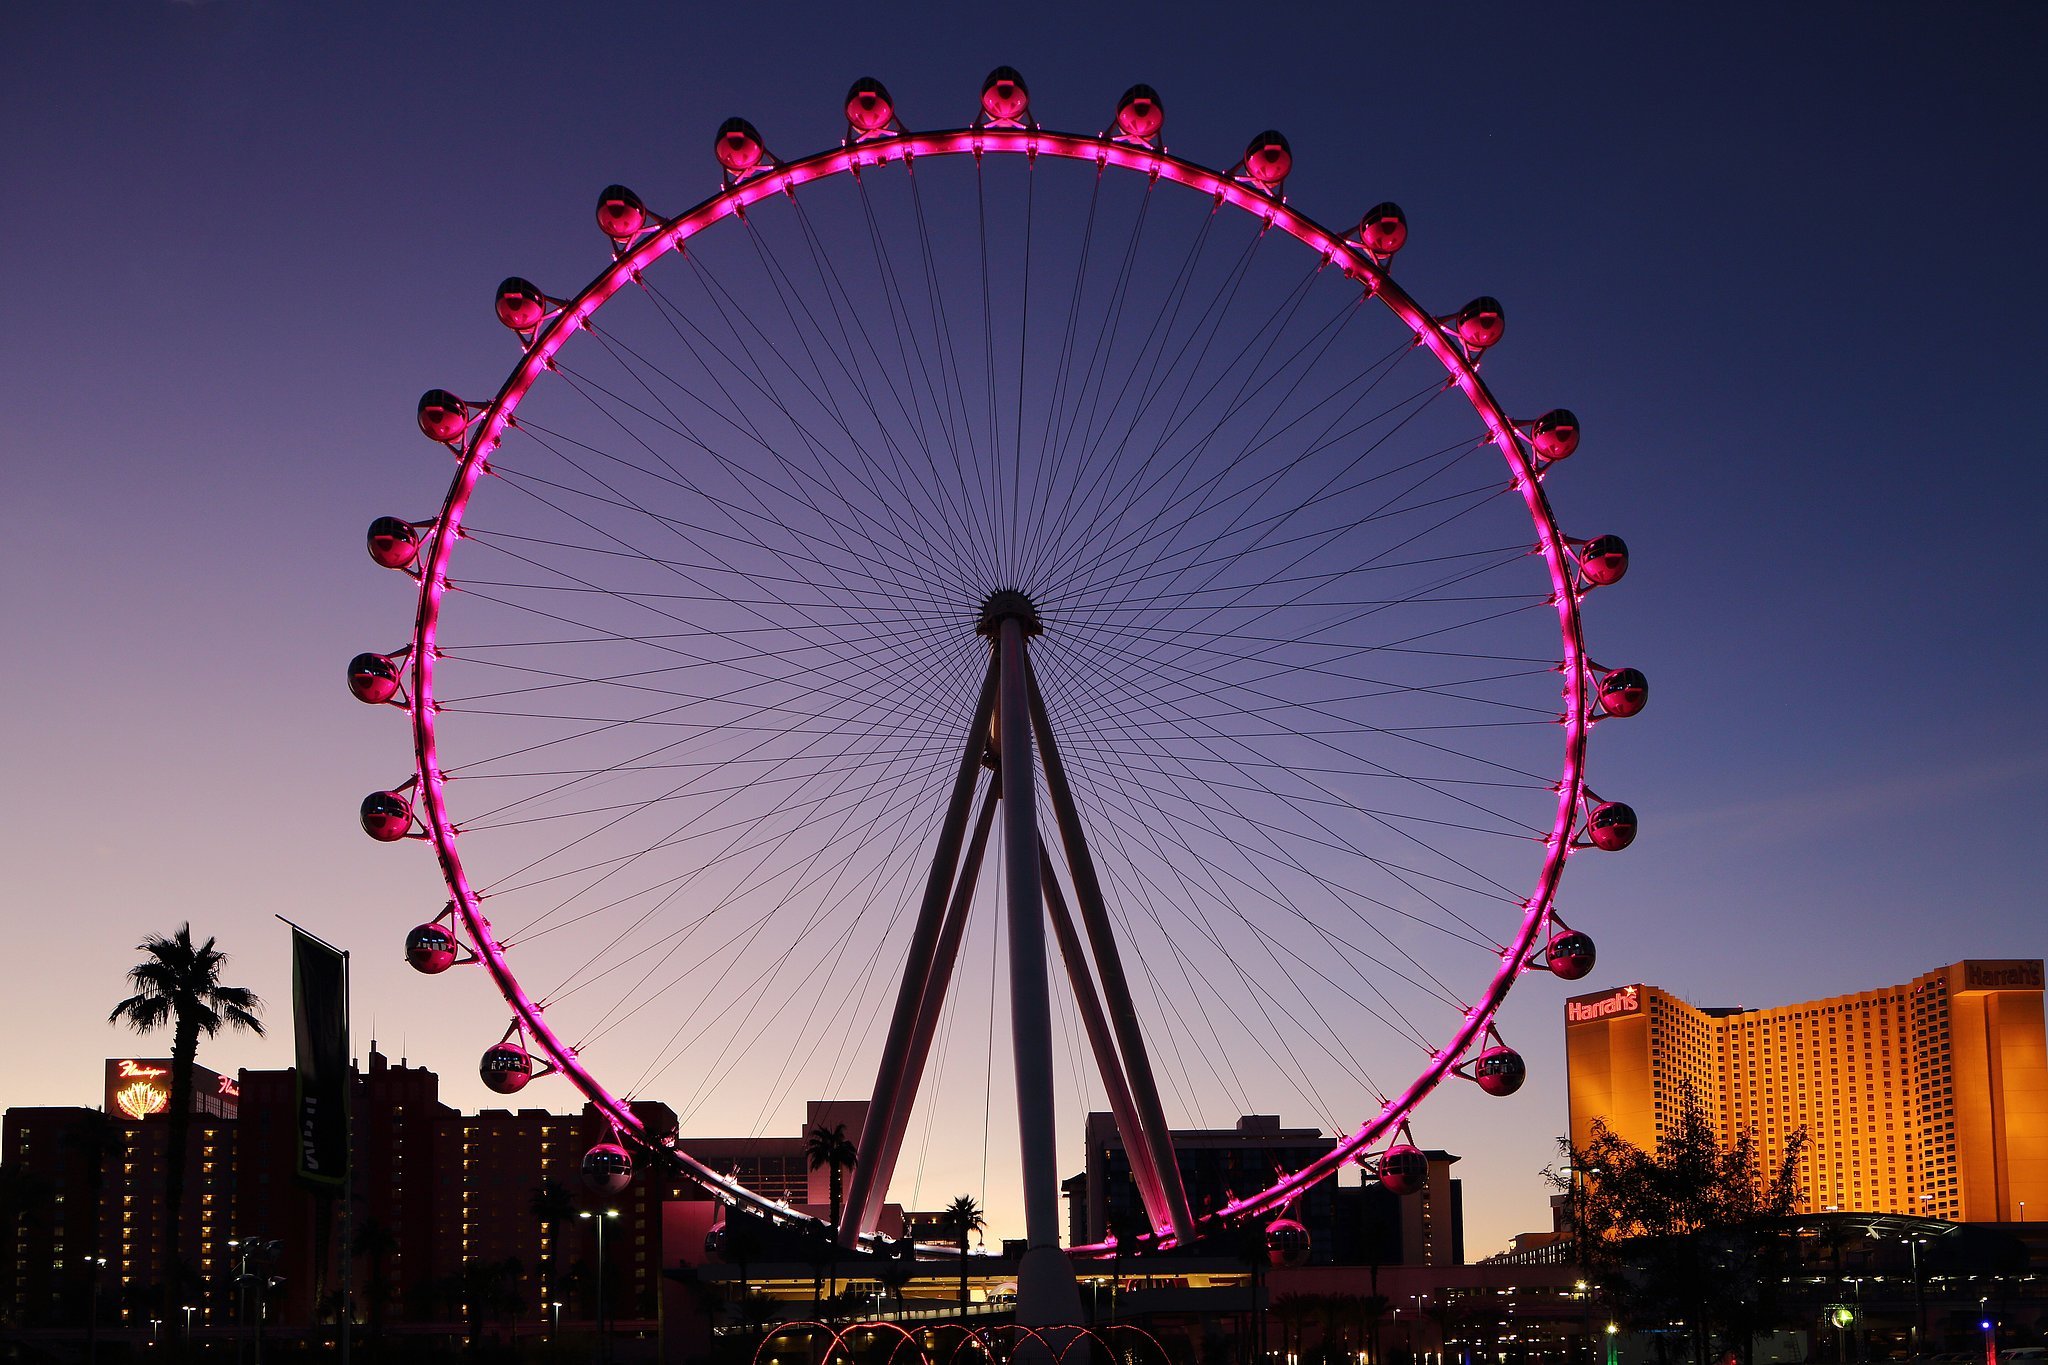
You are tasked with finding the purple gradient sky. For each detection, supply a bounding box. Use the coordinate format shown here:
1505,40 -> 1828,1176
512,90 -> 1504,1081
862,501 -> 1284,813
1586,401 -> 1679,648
4,4 -> 2044,1258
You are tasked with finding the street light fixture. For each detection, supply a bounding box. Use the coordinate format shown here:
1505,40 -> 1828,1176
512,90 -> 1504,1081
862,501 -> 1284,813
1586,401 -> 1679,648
580,1209 -> 620,1365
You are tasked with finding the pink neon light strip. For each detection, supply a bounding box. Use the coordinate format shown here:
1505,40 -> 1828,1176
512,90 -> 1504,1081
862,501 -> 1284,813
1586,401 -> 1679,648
407,124 -> 1590,1245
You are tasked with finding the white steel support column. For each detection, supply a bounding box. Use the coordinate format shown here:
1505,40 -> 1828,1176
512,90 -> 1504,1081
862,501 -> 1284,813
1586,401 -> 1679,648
997,618 -> 1060,1250
997,617 -> 1083,1329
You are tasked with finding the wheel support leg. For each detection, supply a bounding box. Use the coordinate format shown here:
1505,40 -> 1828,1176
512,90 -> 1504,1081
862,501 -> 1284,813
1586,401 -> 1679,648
998,620 -> 1083,1329
840,655 -> 999,1243
1025,650 -> 1199,1245
849,785 -> 998,1241
998,619 -> 1061,1252
1039,840 -> 1173,1240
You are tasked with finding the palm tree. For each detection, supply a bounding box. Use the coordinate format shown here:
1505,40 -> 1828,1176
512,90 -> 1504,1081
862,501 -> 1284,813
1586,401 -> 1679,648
804,1124 -> 858,1231
805,1124 -> 857,1308
108,924 -> 264,1321
941,1196 -> 985,1315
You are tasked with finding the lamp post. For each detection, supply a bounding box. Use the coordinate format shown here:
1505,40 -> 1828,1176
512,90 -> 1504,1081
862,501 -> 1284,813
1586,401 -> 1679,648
182,1304 -> 197,1344
579,1209 -> 619,1365
86,1256 -> 107,1365
1605,1322 -> 1618,1365
1909,1237 -> 1929,1356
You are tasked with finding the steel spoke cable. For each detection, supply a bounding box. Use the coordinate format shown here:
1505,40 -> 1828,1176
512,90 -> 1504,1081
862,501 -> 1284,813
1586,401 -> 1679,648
588,721 -> 963,1085
850,170 -> 998,587
1042,714 -> 1502,1020
540,717 -> 962,1030
1043,261 -> 1345,619
723,206 -> 987,601
1036,657 -> 1494,994
782,193 -> 994,591
1025,183 -> 1205,591
652,246 -> 972,607
906,162 -> 1007,578
546,351 -> 959,616
1033,219 -> 1275,599
1048,751 -> 1332,1128
1015,162 -> 1112,590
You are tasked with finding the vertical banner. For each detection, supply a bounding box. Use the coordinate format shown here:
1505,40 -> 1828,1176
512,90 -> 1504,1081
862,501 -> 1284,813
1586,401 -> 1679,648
292,926 -> 350,1189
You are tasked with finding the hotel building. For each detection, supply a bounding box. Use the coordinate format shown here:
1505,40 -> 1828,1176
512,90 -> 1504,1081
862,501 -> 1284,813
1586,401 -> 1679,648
1564,959 -> 2048,1221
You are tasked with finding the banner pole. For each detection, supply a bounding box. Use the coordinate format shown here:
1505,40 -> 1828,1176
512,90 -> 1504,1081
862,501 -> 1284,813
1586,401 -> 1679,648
340,948 -> 352,1365
279,917 -> 351,1359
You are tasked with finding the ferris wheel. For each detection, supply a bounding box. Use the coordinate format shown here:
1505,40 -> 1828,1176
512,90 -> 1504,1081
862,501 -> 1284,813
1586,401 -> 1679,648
351,70 -> 1644,1279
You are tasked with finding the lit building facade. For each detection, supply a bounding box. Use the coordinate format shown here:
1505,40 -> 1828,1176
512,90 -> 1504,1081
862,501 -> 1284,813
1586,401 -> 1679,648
5,1051 -> 870,1333
1564,960 -> 2048,1222
1066,1111 -> 1464,1266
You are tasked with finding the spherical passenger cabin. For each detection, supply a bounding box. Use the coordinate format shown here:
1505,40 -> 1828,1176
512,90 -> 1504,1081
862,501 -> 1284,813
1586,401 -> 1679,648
480,1043 -> 535,1094
1531,409 -> 1580,461
1265,1217 -> 1311,1267
495,278 -> 550,333
1587,801 -> 1637,851
1597,667 -> 1648,718
1115,84 -> 1164,140
366,517 -> 418,570
980,67 -> 1030,124
595,185 -> 647,242
1472,1046 -> 1526,1096
416,390 -> 470,444
1242,131 -> 1291,189
1450,297 -> 1505,351
1357,202 -> 1407,257
1547,930 -> 1597,980
1578,535 -> 1629,586
1378,1143 -> 1429,1196
582,1141 -> 634,1195
845,78 -> 894,135
359,790 -> 412,842
405,922 -> 458,974
715,118 -> 767,175
348,653 -> 401,705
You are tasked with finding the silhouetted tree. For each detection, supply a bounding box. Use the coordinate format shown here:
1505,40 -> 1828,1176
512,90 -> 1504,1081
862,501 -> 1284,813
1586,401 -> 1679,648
1550,1082 -> 1808,1365
941,1196 -> 985,1314
108,924 -> 265,1322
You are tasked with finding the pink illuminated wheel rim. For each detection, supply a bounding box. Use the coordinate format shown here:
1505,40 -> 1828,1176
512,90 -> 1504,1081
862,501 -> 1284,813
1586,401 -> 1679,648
360,78 -> 1641,1252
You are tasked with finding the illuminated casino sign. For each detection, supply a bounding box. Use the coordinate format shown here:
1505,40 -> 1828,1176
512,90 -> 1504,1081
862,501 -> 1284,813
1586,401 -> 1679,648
109,1059 -> 171,1119
104,1059 -> 240,1120
1963,960 -> 2044,991
1566,984 -> 1641,1024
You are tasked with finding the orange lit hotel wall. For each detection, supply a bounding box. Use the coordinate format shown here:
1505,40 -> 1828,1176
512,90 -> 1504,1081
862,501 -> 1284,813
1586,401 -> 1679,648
1563,961 -> 2048,1222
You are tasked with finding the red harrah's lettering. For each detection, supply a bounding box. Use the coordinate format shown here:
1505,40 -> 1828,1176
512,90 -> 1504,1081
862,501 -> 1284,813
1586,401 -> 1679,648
1566,985 -> 1640,1024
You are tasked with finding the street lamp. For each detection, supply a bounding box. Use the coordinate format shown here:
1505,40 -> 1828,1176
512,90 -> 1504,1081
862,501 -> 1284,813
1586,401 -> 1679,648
579,1209 -> 620,1365
1909,1236 -> 1930,1355
182,1304 -> 198,1342
86,1256 -> 107,1365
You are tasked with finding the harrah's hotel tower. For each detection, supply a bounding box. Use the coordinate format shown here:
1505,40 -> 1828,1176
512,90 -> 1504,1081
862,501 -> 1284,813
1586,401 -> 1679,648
1564,960 -> 2048,1221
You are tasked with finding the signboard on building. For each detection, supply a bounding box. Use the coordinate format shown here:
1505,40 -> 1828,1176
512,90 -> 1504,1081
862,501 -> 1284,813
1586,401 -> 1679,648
1564,984 -> 1641,1025
105,1059 -> 240,1120
1960,960 -> 2044,991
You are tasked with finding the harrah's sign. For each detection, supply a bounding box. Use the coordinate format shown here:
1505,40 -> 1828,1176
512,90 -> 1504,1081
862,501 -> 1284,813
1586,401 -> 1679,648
1964,960 -> 2044,990
1567,985 -> 1641,1024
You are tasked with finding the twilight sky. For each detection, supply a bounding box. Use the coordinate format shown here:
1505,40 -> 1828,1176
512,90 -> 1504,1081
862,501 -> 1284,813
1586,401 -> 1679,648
3,3 -> 2044,1260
